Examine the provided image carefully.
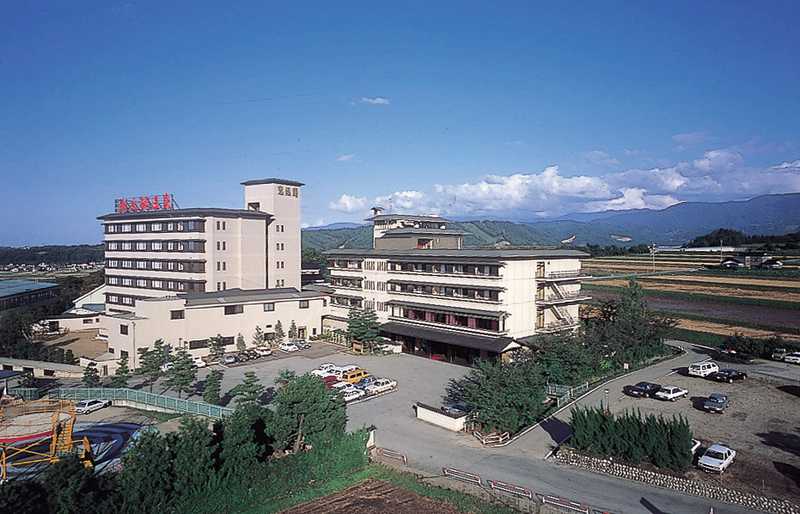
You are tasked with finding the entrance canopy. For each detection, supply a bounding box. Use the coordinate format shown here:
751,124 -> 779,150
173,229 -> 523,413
380,322 -> 519,354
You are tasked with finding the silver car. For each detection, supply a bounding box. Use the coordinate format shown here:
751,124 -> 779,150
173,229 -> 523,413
75,399 -> 112,415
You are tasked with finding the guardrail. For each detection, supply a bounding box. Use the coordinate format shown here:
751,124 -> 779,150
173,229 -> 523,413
487,479 -> 533,500
442,467 -> 483,486
377,447 -> 408,465
47,388 -> 233,419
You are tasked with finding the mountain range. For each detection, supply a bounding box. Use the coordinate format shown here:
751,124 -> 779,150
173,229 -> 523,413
302,193 -> 800,251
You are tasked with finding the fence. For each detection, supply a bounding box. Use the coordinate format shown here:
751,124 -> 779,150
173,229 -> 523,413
546,382 -> 589,408
48,388 -> 234,419
7,388 -> 44,401
473,430 -> 510,446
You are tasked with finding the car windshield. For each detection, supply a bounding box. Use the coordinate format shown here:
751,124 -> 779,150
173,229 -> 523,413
709,396 -> 724,403
705,450 -> 726,460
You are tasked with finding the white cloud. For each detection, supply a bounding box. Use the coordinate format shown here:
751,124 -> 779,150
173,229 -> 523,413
607,165 -> 690,193
336,154 -> 355,162
586,188 -> 680,211
360,96 -> 390,105
328,194 -> 368,213
584,150 -> 619,167
672,131 -> 708,149
374,190 -> 431,212
771,159 -> 800,171
692,149 -> 744,174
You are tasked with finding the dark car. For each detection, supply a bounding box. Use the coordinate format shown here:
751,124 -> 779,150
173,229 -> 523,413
703,393 -> 729,413
441,402 -> 471,417
623,382 -> 661,398
236,352 -> 251,362
708,369 -> 747,383
353,376 -> 378,389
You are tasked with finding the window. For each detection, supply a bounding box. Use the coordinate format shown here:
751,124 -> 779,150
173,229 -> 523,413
264,303 -> 275,312
189,339 -> 209,349
299,300 -> 309,309
152,280 -> 162,289
222,221 -> 226,230
152,223 -> 162,232
216,241 -> 220,251
137,261 -> 147,269
216,221 -> 220,230
152,241 -> 162,250
120,350 -> 129,360
152,261 -> 162,269
170,310 -> 185,320
217,262 -> 221,271
292,187 -> 298,197
222,261 -> 226,271
217,282 -> 221,291
136,223 -> 147,232
121,224 -> 132,232
136,242 -> 147,250
224,305 -> 243,315
83,318 -> 93,324
222,241 -> 226,251
222,281 -> 226,290
120,324 -> 128,335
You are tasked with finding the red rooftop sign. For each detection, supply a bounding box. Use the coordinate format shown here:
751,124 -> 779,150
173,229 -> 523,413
115,193 -> 175,213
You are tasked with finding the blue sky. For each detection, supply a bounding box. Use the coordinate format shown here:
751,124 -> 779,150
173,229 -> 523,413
1,1 -> 799,245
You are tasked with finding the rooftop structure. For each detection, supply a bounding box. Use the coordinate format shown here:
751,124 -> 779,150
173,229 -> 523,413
0,280 -> 60,312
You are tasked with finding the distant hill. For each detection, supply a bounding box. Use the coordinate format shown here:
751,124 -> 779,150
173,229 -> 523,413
304,222 -> 365,231
302,193 -> 800,251
0,245 -> 104,265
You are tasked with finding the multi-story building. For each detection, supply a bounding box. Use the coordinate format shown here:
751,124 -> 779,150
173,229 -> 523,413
324,214 -> 590,365
85,178 -> 313,370
97,179 -> 303,312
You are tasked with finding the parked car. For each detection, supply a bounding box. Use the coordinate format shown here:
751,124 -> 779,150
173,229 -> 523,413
236,352 -> 251,362
160,362 -> 173,372
191,356 -> 207,368
311,369 -> 336,378
279,342 -> 300,353
654,385 -> 689,401
366,378 -> 397,395
292,339 -> 311,350
353,376 -> 378,389
703,393 -> 729,413
331,381 -> 351,391
698,444 -> 736,473
330,365 -> 359,378
708,369 -> 747,383
623,382 -> 662,398
75,399 -> 112,415
785,352 -> 800,365
771,348 -> 788,361
688,361 -> 719,378
316,363 -> 336,373
342,388 -> 366,403
441,402 -> 471,416
320,375 -> 340,389
341,368 -> 370,384
223,354 -> 237,365
254,347 -> 273,357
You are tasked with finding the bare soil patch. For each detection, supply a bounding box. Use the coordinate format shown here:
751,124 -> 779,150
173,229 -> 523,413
282,479 -> 465,514
658,274 -> 800,289
591,278 -> 800,303
42,329 -> 108,358
675,318 -> 800,341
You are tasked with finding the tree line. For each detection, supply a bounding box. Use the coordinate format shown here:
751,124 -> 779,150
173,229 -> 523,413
570,406 -> 693,472
0,373 -> 366,514
446,280 -> 676,434
688,228 -> 800,248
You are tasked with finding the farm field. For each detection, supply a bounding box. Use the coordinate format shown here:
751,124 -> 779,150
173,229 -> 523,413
588,278 -> 800,303
674,318 -> 800,342
588,289 -> 800,332
651,274 -> 800,289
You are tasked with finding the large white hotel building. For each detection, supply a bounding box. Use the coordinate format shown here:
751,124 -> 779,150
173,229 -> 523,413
67,179 -> 589,372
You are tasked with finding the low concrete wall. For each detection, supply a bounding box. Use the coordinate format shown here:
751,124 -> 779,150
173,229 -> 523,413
415,402 -> 467,432
112,399 -> 179,415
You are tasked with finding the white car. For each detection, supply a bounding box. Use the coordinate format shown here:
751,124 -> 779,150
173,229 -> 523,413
311,369 -> 336,378
330,381 -> 351,391
365,378 -> 397,395
654,385 -> 688,401
341,388 -> 366,402
279,342 -> 299,353
191,356 -> 207,368
688,361 -> 719,378
698,443 -> 736,473
317,363 -> 336,373
784,352 -> 800,365
160,362 -> 173,372
330,364 -> 358,378
254,347 -> 273,357
75,399 -> 112,415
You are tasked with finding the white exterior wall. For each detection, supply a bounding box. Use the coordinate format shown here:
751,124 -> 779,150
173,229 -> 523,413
104,295 -> 328,369
243,182 -> 301,290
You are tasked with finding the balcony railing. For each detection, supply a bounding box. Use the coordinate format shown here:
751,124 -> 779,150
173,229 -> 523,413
537,270 -> 591,281
536,293 -> 591,305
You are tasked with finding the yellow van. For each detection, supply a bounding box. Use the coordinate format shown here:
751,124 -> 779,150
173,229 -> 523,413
341,368 -> 370,384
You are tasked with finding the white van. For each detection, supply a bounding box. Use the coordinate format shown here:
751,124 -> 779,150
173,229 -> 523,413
688,361 -> 719,378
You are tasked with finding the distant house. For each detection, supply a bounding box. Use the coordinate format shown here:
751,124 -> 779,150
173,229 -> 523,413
720,257 -> 744,269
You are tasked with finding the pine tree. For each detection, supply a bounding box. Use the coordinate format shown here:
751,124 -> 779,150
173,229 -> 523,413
82,363 -> 101,388
274,321 -> 285,346
236,333 -> 247,353
230,372 -> 264,406
252,326 -> 266,347
347,307 -> 363,341
203,369 -> 224,405
138,345 -> 163,392
360,308 -> 380,352
288,320 -> 298,340
209,334 -> 225,362
110,356 -> 130,388
64,349 -> 76,365
166,348 -> 197,399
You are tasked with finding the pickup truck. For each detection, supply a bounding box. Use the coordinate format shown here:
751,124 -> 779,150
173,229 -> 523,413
703,393 -> 729,413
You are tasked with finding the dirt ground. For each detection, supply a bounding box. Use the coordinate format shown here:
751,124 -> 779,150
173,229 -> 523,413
282,479 -> 466,514
675,318 -> 800,341
655,274 -> 800,289
42,329 -> 108,358
591,278 -> 800,303
611,372 -> 800,501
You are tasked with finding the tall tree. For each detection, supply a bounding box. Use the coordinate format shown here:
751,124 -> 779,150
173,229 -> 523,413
64,349 -> 77,365
346,307 -> 362,341
252,326 -> 266,347
273,321 -> 285,346
166,348 -> 197,399
171,418 -> 216,502
203,369 -> 224,405
82,363 -> 101,388
119,430 -> 175,513
209,334 -> 225,362
271,374 -> 347,451
359,308 -> 380,352
110,356 -> 130,388
288,320 -> 298,340
138,343 -> 163,392
230,371 -> 264,406
236,333 -> 247,353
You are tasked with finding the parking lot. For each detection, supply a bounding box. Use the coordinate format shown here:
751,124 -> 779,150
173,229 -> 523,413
614,364 -> 800,501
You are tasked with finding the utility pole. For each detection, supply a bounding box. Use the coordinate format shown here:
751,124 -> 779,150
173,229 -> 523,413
649,243 -> 656,272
